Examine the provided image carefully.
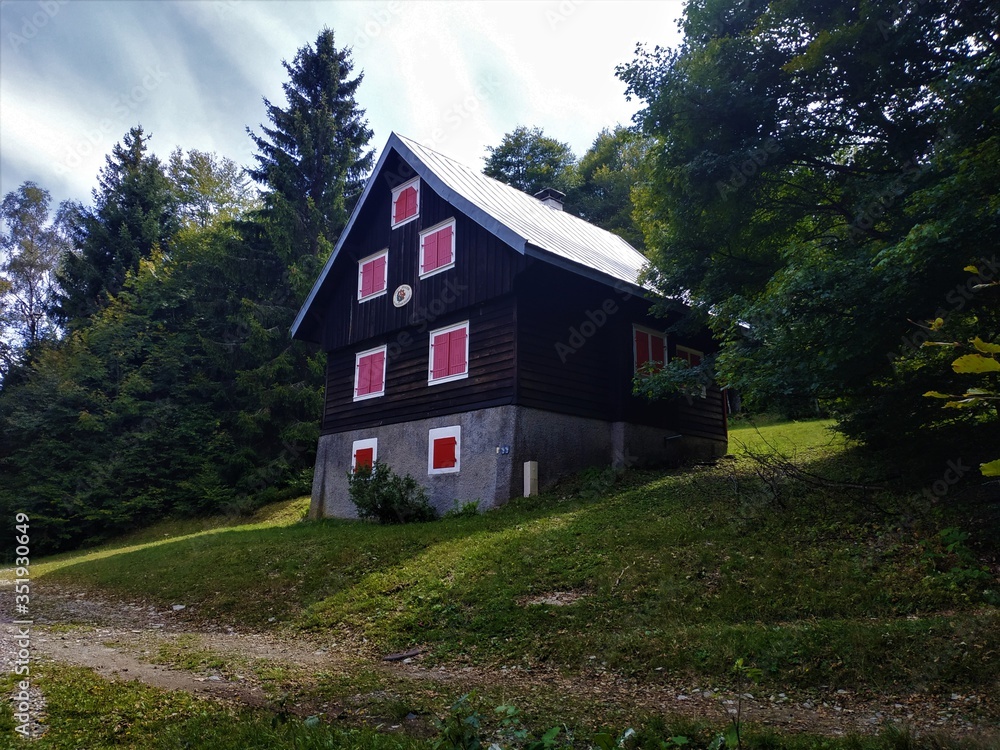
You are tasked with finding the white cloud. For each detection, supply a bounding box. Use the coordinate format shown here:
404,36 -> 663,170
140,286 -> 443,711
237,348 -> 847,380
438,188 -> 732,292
0,0 -> 684,205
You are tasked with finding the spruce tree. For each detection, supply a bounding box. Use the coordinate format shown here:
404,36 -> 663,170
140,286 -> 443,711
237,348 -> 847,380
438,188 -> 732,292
55,126 -> 178,327
246,27 -> 373,270
232,28 -> 374,493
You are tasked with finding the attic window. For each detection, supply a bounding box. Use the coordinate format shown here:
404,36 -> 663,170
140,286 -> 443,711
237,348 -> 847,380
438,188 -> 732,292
428,321 -> 469,385
354,345 -> 387,401
428,425 -> 461,474
419,219 -> 455,278
358,249 -> 388,301
675,345 -> 703,367
351,438 -> 377,472
634,326 -> 667,374
391,178 -> 419,227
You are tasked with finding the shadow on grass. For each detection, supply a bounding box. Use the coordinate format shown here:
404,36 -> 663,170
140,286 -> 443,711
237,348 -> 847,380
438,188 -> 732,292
35,419 -> 1000,693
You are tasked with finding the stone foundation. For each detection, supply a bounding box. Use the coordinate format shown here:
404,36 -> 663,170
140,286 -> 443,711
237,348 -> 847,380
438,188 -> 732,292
309,405 -> 726,519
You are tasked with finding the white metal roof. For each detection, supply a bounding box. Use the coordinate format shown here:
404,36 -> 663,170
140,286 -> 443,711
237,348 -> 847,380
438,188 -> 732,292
291,133 -> 650,339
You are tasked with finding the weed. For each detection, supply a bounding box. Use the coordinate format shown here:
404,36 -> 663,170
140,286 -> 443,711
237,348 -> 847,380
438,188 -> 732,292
445,500 -> 481,519
432,693 -> 485,750
710,659 -> 763,749
919,527 -> 996,602
495,704 -> 568,750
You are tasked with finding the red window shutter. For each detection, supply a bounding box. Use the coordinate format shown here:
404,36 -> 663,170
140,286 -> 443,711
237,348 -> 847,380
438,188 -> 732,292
651,335 -> 665,369
356,356 -> 371,396
373,256 -> 386,293
431,332 -> 450,379
690,352 -> 702,367
394,186 -> 416,224
370,351 -> 385,393
357,351 -> 385,396
423,231 -> 439,273
635,330 -> 650,368
354,447 -> 374,470
437,225 -> 453,266
403,187 -> 417,219
360,261 -> 374,298
433,437 -> 457,469
394,186 -> 417,224
448,328 -> 467,375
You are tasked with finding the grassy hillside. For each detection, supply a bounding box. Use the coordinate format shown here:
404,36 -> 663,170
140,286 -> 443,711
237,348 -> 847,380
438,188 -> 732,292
18,418 -> 1000,747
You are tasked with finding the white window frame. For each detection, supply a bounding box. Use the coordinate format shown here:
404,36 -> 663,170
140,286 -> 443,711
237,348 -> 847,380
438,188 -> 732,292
357,249 -> 389,302
428,425 -> 461,475
427,321 -> 470,386
675,345 -> 704,365
391,177 -> 420,228
351,438 -> 378,471
632,324 -> 668,374
353,344 -> 387,402
418,218 -> 457,279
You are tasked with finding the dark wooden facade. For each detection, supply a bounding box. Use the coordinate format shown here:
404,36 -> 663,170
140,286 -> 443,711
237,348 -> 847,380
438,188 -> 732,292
310,147 -> 727,445
323,296 -> 516,432
304,151 -> 527,352
514,263 -> 725,439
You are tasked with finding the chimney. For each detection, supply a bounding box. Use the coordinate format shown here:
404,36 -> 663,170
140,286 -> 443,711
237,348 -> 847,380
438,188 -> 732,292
533,187 -> 565,211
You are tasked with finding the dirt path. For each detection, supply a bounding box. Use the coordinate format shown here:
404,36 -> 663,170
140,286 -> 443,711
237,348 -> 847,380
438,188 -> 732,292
4,578 -> 998,741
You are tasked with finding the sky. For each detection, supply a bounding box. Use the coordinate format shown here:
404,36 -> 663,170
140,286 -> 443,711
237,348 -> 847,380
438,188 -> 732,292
0,0 -> 684,208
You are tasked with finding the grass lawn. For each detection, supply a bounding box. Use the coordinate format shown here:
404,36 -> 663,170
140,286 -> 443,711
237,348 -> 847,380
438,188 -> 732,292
16,418 -> 1000,747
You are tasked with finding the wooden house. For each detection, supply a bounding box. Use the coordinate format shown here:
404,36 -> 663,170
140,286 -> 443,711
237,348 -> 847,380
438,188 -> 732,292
291,134 -> 727,518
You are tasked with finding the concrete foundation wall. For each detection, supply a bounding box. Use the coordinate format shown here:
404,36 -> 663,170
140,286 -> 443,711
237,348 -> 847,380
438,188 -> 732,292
310,406 -> 726,519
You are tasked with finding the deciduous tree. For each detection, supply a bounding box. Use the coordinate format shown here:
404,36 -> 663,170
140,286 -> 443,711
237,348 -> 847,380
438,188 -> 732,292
484,126 -> 578,197
0,182 -> 68,377
567,127 -> 649,249
168,149 -> 256,229
618,0 -> 1000,449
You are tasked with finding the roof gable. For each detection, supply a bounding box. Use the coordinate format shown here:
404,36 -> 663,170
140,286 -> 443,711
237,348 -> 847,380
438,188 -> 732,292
291,133 -> 649,339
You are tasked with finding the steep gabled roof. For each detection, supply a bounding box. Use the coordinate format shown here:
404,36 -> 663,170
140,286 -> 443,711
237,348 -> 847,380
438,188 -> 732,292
291,133 -> 650,339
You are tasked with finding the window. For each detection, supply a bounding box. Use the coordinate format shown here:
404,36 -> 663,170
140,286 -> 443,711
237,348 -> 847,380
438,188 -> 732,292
675,345 -> 703,367
633,326 -> 667,373
357,249 -> 388,301
428,426 -> 461,474
676,345 -> 707,398
391,178 -> 419,227
419,219 -> 455,277
428,321 -> 469,385
351,438 -> 377,472
353,345 -> 387,401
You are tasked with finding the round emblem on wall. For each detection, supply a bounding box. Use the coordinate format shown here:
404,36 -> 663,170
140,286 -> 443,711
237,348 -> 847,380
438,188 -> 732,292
393,284 -> 413,307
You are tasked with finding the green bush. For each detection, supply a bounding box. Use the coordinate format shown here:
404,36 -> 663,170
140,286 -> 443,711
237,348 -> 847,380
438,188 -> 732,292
346,462 -> 437,524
